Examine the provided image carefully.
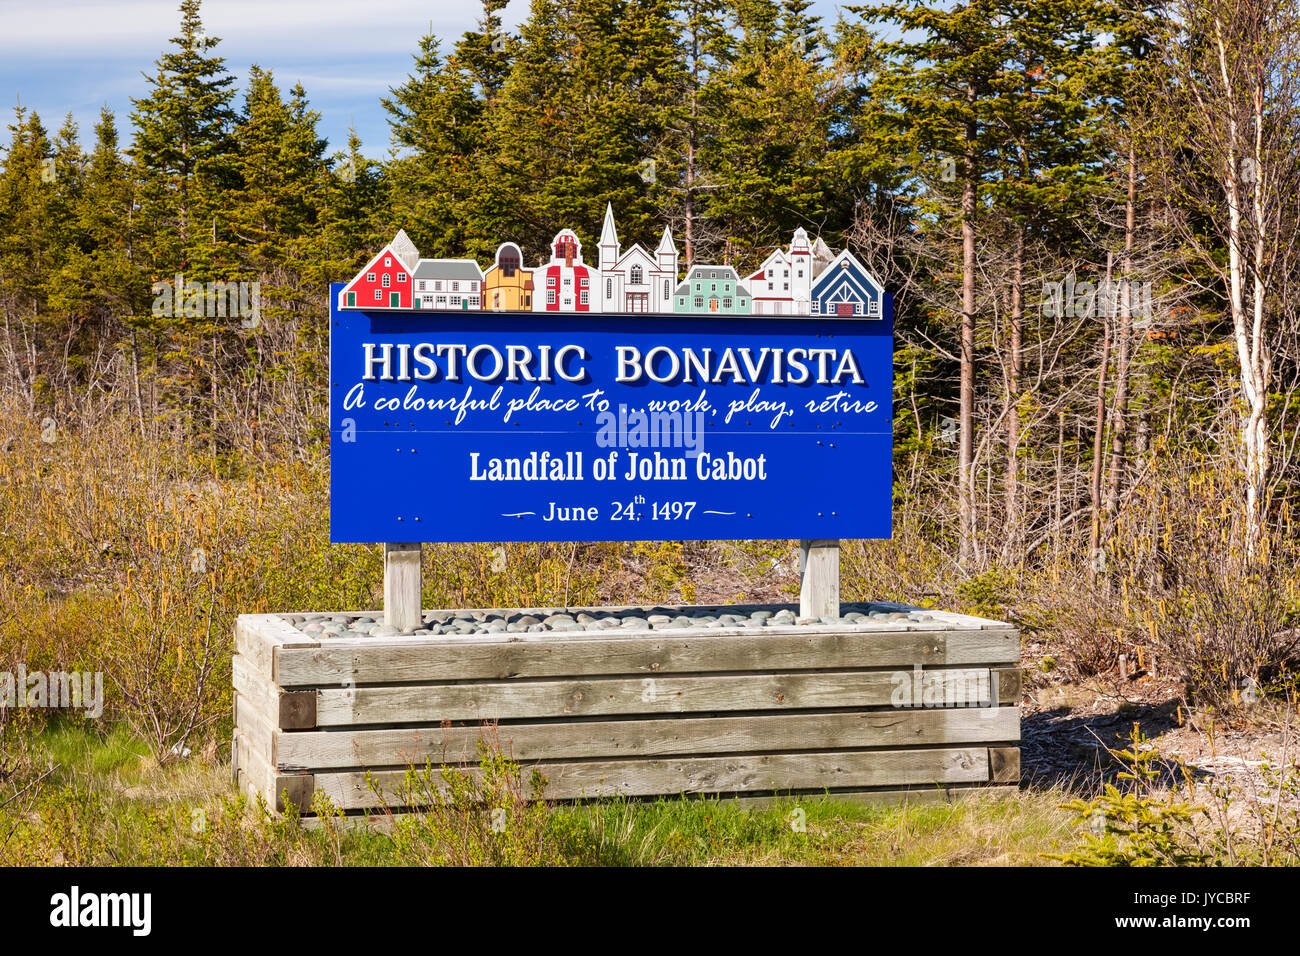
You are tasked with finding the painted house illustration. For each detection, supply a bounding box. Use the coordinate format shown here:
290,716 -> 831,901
413,259 -> 483,310
533,229 -> 595,312
336,230 -> 482,311
746,228 -> 835,316
597,203 -> 679,313
810,249 -> 886,318
673,265 -> 751,314
338,229 -> 420,310
482,242 -> 534,311
337,220 -> 885,319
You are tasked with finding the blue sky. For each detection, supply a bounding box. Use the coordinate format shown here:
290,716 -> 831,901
0,0 -> 858,160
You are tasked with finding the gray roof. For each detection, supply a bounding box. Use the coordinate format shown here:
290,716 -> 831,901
413,258 -> 483,280
674,279 -> 751,298
685,265 -> 741,281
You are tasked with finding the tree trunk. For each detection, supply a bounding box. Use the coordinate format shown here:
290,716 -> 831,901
1104,144 -> 1138,536
1213,16 -> 1270,556
684,32 -> 699,269
1004,225 -> 1024,559
959,101 -> 978,567
1089,254 -> 1114,562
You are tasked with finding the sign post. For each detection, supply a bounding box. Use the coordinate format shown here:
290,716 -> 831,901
383,542 -> 421,631
799,538 -> 840,622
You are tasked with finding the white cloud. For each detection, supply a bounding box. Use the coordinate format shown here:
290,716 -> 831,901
0,0 -> 508,58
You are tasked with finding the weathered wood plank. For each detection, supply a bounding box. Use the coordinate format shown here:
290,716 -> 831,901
313,668 -> 1014,725
993,666 -> 1023,703
277,706 -> 1019,771
234,653 -> 317,729
384,543 -> 422,633
300,784 -> 1023,829
235,694 -> 277,767
724,783 -> 1020,810
275,628 -> 1020,687
989,746 -> 1021,784
235,614 -> 318,680
313,746 -> 992,808
234,730 -> 315,813
799,539 -> 839,621
232,653 -> 279,722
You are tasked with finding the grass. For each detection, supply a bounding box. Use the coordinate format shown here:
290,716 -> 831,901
0,719 -> 1078,867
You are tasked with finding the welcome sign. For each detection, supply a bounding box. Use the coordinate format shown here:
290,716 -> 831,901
328,225 -> 893,544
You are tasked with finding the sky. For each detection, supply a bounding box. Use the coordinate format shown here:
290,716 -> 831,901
0,0 -> 857,160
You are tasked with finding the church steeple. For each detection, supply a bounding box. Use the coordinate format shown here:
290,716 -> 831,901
599,202 -> 620,270
656,226 -> 677,275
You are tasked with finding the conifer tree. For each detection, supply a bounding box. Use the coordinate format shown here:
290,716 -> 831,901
704,0 -> 835,264
128,0 -> 237,440
129,0 -> 237,278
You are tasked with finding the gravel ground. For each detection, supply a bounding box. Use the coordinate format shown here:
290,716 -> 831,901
280,601 -> 998,639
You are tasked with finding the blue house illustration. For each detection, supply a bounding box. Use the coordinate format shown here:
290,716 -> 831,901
810,250 -> 886,318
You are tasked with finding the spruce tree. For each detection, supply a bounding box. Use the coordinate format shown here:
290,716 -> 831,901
129,0 -> 237,278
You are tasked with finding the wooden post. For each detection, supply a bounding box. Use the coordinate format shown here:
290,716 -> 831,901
383,542 -> 422,633
799,539 -> 840,622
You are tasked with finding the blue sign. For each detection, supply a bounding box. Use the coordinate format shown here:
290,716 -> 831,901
329,283 -> 893,543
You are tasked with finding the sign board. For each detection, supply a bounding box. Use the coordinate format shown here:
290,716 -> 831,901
329,283 -> 893,543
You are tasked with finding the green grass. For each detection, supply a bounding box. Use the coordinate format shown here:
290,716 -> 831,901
35,720 -> 150,779
0,719 -> 1078,867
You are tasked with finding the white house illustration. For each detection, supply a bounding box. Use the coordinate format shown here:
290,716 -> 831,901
412,258 -> 484,310
746,228 -> 835,316
597,203 -> 679,313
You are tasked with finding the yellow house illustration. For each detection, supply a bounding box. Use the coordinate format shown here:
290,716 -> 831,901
482,242 -> 535,311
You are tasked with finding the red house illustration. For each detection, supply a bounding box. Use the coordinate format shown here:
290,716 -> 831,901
337,230 -> 419,310
532,228 -> 594,312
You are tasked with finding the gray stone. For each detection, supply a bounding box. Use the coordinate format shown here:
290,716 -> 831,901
647,614 -> 672,625
372,624 -> 400,637
620,616 -> 648,629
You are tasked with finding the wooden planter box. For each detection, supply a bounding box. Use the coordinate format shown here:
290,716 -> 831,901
231,604 -> 1021,821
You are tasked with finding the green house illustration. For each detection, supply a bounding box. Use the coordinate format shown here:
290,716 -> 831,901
672,265 -> 751,314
